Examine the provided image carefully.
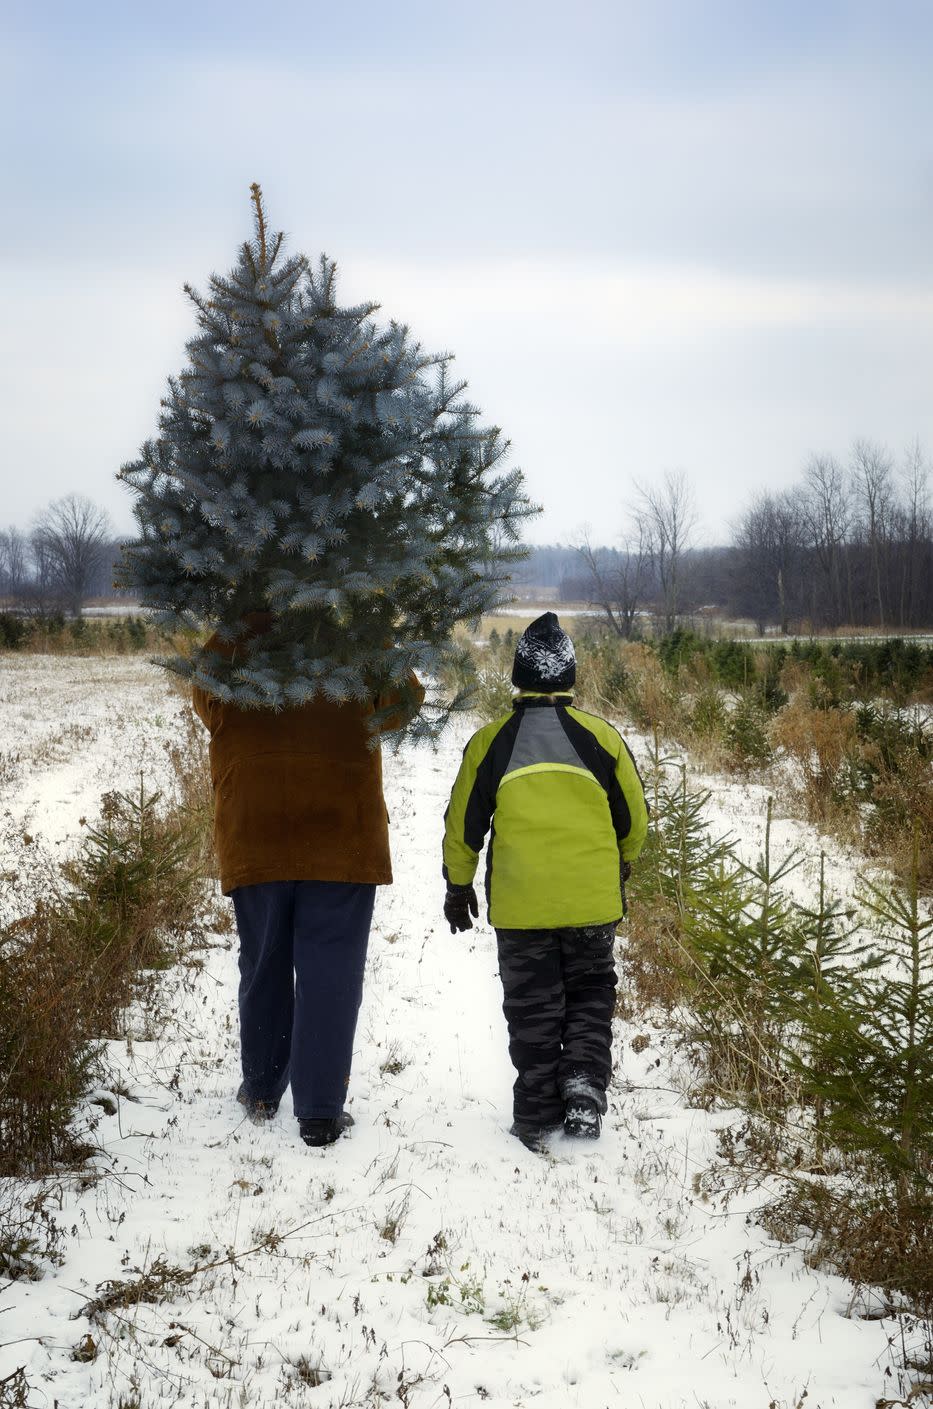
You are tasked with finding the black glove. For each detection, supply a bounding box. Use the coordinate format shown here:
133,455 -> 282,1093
619,860 -> 632,920
444,884 -> 479,934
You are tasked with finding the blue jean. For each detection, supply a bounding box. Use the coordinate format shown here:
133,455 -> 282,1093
231,880 -> 375,1120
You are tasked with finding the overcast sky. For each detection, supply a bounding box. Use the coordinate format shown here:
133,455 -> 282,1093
2,0 -> 932,546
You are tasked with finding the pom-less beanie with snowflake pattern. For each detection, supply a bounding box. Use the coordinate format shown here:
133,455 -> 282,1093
511,612 -> 576,692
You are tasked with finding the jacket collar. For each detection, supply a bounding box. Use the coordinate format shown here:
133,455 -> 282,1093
512,691 -> 575,710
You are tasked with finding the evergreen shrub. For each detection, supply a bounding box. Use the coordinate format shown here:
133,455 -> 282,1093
61,780 -> 205,1005
710,638 -> 756,689
800,840 -> 933,1184
754,647 -> 788,712
656,628 -> 701,676
126,616 -> 148,649
0,614 -> 29,649
688,686 -> 728,744
725,695 -> 773,772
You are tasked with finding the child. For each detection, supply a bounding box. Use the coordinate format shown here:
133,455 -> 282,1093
442,613 -> 648,1150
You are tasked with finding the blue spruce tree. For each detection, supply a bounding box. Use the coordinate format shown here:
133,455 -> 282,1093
118,185 -> 536,739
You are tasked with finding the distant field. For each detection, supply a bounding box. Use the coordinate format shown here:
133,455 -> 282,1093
465,606 -> 933,646
455,603 -> 598,641
746,630 -> 933,645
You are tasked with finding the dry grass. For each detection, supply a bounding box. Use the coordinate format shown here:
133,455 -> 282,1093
770,698 -> 858,819
616,895 -> 692,1017
164,684 -> 217,881
0,763 -> 211,1174
576,639 -> 689,738
0,895 -> 103,1172
769,693 -> 933,886
0,611 -> 204,663
0,613 -> 158,656
455,603 -> 591,643
868,750 -> 933,885
0,1180 -> 66,1281
764,1177 -> 933,1330
0,666 -> 219,1177
0,1365 -> 30,1408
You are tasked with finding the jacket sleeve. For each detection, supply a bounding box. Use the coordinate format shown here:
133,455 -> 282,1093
442,728 -> 494,886
614,737 -> 649,863
190,682 -> 216,732
190,630 -> 223,732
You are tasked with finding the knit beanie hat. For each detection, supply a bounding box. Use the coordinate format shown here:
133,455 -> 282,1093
511,612 -> 576,692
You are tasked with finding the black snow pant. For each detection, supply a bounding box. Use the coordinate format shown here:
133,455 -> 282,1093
495,924 -> 618,1128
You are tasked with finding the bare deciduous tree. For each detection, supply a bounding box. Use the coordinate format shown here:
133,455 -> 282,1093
635,469 -> 697,632
31,495 -> 112,616
576,523 -> 650,638
896,440 -> 931,628
801,455 -> 851,628
0,528 -> 28,601
850,438 -> 894,628
733,490 -> 803,634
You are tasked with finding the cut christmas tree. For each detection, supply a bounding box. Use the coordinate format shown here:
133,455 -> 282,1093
118,185 -> 537,739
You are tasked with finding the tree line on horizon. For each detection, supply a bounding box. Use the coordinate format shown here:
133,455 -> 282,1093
521,440 -> 933,634
0,495 -> 124,616
3,438 -> 932,632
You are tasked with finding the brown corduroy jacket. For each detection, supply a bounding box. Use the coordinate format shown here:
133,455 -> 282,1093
191,629 -> 423,895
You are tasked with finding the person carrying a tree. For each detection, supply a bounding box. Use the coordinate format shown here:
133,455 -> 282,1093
441,612 -> 648,1151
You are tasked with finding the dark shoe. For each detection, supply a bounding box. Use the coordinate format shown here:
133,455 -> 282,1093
299,1111 -> 355,1147
510,1120 -> 562,1153
563,1095 -> 602,1140
237,1084 -> 279,1124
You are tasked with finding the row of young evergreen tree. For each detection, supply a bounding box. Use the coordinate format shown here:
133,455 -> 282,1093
630,749 -> 933,1323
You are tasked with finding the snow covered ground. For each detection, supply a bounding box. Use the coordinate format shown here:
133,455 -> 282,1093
0,657 -> 899,1408
0,654 -> 188,852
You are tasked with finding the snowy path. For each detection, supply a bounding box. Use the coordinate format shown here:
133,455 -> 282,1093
0,655 -> 188,850
0,660 -> 893,1408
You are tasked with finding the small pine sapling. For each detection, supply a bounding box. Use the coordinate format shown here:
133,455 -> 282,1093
633,750 -> 734,920
788,854 -> 878,1160
689,799 -> 804,1108
803,832 -> 933,1196
725,693 -> 773,772
626,747 -> 749,1023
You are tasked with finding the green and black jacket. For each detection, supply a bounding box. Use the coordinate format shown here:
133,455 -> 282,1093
443,693 -> 649,930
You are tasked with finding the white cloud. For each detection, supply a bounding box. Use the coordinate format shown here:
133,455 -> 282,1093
342,256 -> 933,336
2,253 -> 932,545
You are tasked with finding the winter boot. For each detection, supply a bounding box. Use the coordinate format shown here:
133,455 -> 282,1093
299,1111 -> 355,1147
509,1119 -> 562,1153
237,1084 -> 279,1124
563,1094 -> 602,1140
